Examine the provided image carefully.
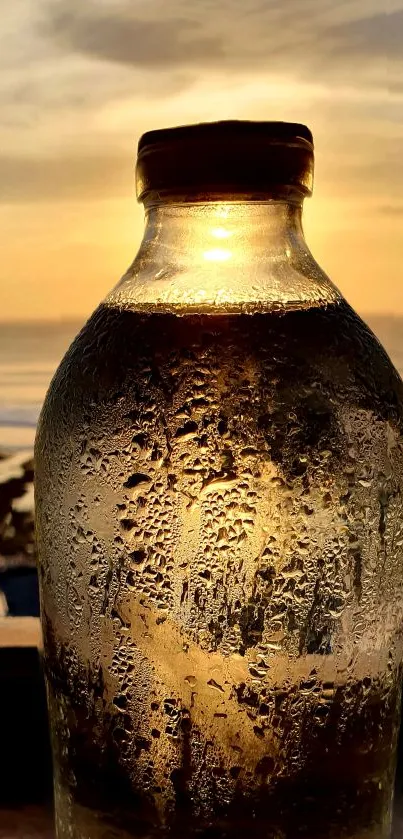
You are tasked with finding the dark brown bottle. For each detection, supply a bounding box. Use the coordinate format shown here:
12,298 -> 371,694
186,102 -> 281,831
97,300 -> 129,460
36,122 -> 403,839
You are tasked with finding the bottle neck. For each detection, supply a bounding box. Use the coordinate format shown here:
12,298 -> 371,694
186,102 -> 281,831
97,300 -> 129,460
107,198 -> 341,314
141,199 -> 306,261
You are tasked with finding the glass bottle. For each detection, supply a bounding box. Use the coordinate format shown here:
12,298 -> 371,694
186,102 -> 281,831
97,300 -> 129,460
35,121 -> 403,839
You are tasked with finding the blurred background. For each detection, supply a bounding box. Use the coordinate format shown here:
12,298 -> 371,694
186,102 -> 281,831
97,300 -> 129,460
0,1 -> 401,836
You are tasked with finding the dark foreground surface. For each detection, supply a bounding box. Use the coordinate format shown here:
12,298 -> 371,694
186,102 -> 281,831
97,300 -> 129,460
0,805 -> 54,839
0,800 -> 402,838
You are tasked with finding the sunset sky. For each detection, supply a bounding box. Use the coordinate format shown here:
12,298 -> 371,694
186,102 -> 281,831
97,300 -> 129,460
0,0 -> 401,321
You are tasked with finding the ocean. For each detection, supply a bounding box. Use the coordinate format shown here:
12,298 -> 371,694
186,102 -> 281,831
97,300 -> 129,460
0,313 -> 402,451
0,320 -> 81,450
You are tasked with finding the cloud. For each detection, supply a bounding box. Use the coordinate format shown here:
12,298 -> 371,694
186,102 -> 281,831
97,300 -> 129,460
41,0 -> 400,89
45,10 -> 223,67
0,61 -> 194,130
0,0 -> 400,206
379,204 -> 403,216
1,0 -> 400,136
0,152 -> 134,203
325,9 -> 402,60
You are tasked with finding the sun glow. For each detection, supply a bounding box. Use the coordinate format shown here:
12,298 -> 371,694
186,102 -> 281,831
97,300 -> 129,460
211,226 -> 232,240
203,248 -> 232,262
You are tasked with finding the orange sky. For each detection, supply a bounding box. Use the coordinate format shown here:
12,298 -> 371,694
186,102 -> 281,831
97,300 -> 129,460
0,1 -> 401,320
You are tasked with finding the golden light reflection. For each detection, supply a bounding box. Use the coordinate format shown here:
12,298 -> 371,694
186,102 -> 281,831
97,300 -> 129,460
203,248 -> 232,262
211,226 -> 232,240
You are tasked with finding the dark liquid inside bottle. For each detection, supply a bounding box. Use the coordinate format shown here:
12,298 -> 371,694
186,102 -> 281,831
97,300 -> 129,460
38,301 -> 403,838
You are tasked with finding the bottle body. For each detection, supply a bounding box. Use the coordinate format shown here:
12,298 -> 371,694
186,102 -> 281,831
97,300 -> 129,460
37,297 -> 403,839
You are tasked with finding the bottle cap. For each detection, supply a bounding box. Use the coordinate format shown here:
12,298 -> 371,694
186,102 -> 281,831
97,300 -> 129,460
136,120 -> 314,203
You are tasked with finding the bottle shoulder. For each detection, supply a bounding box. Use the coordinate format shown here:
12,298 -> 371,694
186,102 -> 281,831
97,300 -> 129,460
104,241 -> 342,315
40,299 -> 403,424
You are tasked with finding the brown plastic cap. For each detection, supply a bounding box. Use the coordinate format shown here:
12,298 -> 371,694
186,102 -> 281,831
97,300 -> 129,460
136,120 -> 314,203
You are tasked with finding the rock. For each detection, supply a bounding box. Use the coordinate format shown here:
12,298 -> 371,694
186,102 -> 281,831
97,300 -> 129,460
12,483 -> 35,514
0,589 -> 7,617
0,450 -> 34,484
0,450 -> 35,571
